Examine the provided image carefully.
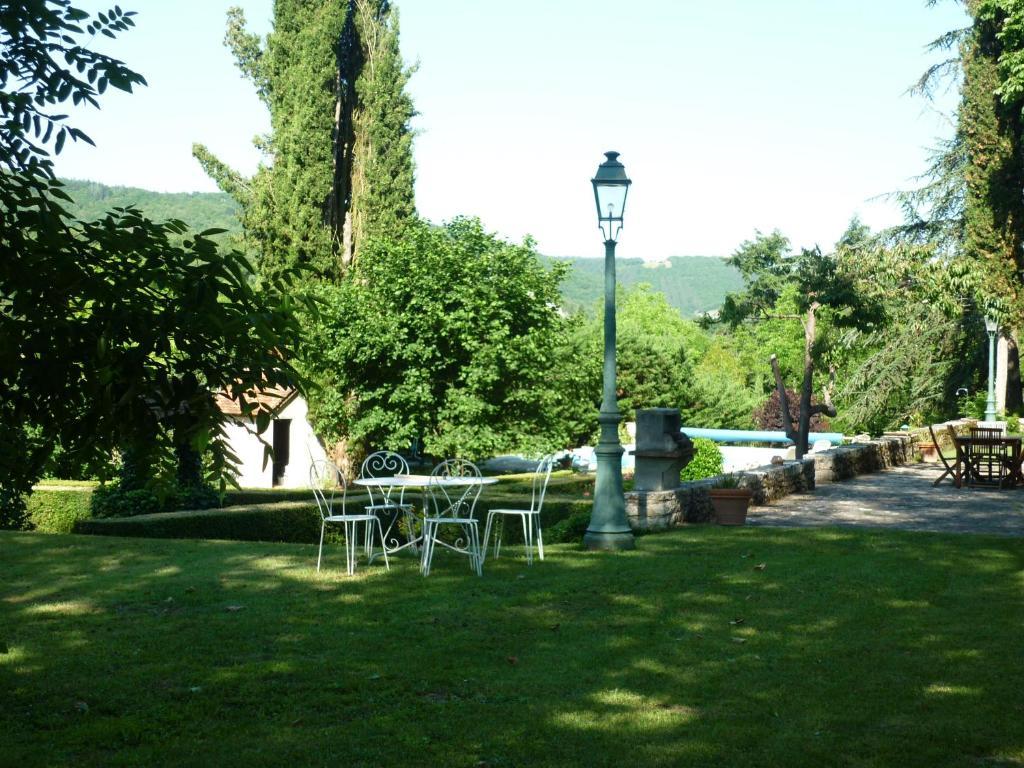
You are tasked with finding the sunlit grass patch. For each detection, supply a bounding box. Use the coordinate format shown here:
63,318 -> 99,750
0,527 -> 1022,767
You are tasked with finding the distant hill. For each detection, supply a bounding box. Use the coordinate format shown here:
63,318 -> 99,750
57,180 -> 741,315
547,255 -> 742,317
59,179 -> 241,234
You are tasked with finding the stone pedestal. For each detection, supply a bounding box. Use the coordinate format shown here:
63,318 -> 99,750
632,408 -> 694,492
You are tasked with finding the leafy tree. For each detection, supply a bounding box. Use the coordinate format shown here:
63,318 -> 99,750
721,231 -> 883,457
0,1 -> 305,527
830,231 -> 978,433
194,0 -> 415,279
299,218 -> 572,462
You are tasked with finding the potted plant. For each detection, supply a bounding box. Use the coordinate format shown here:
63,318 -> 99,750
918,441 -> 940,463
708,473 -> 753,526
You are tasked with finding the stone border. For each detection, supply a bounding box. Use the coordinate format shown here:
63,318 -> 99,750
625,433 -> 919,531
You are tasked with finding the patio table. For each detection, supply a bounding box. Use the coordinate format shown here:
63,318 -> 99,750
353,474 -> 498,559
953,435 -> 1023,488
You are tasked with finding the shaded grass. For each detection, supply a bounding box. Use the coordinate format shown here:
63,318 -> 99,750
1,527 -> 1022,767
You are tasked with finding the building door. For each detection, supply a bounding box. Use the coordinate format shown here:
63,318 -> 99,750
272,419 -> 291,486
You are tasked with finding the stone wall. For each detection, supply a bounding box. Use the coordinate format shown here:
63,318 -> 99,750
625,433 -> 915,531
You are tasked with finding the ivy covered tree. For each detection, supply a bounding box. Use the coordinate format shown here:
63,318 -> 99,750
194,0 -> 415,280
902,1 -> 1024,409
0,1 -> 306,527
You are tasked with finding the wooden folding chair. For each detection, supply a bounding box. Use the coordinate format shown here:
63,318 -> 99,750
930,425 -> 963,488
967,427 -> 1008,486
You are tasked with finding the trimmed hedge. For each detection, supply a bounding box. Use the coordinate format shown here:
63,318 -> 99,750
27,490 -> 94,533
221,487 -> 319,506
75,494 -> 594,546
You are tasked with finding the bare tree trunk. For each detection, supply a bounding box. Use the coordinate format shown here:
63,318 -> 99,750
770,354 -> 797,444
796,304 -> 819,459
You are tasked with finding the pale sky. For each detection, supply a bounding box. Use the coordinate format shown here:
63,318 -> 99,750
55,1 -> 969,260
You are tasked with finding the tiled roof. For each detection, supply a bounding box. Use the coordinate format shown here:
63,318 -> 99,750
215,386 -> 296,417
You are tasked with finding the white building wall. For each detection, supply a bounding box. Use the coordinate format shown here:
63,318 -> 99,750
222,395 -> 328,489
276,395 -> 328,489
224,418 -> 274,488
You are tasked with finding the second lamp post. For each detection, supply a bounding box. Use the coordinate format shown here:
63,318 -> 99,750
985,316 -> 999,422
584,151 -> 636,551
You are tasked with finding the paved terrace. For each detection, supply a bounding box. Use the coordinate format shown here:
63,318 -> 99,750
749,463 -> 1024,536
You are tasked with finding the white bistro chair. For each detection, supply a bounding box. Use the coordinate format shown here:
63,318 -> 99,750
420,459 -> 484,577
359,450 -> 415,542
310,460 -> 389,576
482,455 -> 554,565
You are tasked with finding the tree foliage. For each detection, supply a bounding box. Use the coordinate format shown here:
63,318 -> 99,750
721,228 -> 884,456
299,218 -> 572,460
0,1 -> 306,527
195,0 -> 415,279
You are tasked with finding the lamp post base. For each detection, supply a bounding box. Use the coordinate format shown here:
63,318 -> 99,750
583,529 -> 636,551
584,410 -> 636,551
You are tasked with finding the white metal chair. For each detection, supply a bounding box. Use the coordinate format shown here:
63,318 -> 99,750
482,455 -> 554,565
310,460 -> 389,576
420,459 -> 484,577
359,450 -> 415,546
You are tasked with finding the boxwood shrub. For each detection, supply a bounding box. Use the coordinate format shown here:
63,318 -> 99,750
681,438 -> 724,481
26,490 -> 95,533
75,495 -> 594,546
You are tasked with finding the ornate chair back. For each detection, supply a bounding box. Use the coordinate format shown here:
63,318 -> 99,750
309,460 -> 346,520
528,455 -> 556,513
427,459 -> 483,519
359,450 -> 410,510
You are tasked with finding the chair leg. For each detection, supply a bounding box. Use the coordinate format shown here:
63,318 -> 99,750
364,518 -> 373,560
345,521 -> 356,576
482,512 -> 495,565
494,516 -> 504,559
420,521 -> 433,576
375,517 -> 390,571
521,514 -> 532,565
470,523 -> 483,576
317,520 -> 326,572
535,514 -> 545,561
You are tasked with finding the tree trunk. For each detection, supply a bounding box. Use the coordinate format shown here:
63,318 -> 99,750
1007,332 -> 1022,414
796,304 -> 819,460
770,354 -> 797,444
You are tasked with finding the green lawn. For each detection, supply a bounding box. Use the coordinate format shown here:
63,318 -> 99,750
2,527 -> 1022,767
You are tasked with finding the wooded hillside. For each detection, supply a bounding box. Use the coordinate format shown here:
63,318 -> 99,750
60,179 -> 739,314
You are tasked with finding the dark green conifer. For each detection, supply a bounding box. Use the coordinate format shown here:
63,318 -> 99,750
194,0 -> 415,280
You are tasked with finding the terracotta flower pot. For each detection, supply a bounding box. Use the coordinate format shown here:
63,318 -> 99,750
919,442 -> 940,463
709,488 -> 753,526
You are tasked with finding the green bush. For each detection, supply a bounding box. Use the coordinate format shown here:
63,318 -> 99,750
91,481 -> 221,518
26,490 -> 94,533
91,485 -> 162,518
681,438 -> 724,481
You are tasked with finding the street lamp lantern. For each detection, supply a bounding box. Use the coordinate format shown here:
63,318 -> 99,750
584,151 -> 636,552
984,315 -> 999,422
592,151 -> 632,242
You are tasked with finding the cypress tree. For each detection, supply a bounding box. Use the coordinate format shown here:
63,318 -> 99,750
193,0 -> 415,280
960,0 -> 1024,317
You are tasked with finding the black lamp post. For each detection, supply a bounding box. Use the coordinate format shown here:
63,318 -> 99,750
583,151 -> 636,551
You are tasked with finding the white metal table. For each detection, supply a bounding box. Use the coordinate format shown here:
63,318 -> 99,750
353,474 -> 497,559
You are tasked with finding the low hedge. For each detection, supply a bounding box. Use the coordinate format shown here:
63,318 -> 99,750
75,494 -> 594,546
26,489 -> 95,533
220,487 -> 318,506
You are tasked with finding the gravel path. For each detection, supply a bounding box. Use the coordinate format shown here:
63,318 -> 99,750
748,463 -> 1024,536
